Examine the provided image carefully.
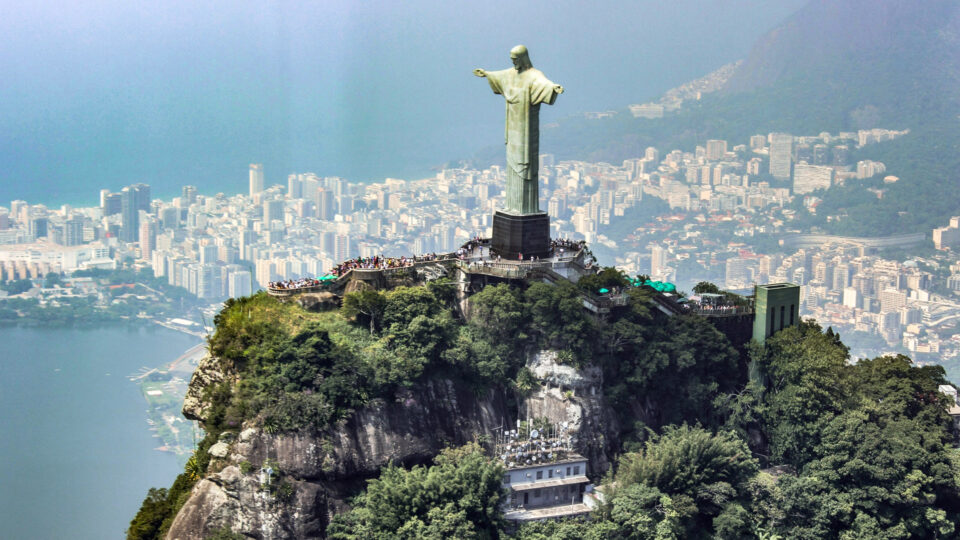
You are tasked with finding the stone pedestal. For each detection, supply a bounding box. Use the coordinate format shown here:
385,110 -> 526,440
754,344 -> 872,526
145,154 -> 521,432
492,211 -> 550,260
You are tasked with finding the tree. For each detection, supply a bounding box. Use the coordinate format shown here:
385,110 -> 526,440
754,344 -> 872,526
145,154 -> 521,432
341,289 -> 386,335
443,284 -> 529,383
578,266 -> 629,293
0,278 -> 33,295
616,425 -> 758,499
613,424 -> 759,537
525,281 -> 594,358
467,283 -> 526,339
778,407 -> 959,539
382,286 -> 442,330
693,281 -> 721,295
43,272 -> 63,288
127,488 -> 170,540
752,321 -> 851,468
327,443 -> 506,540
516,519 -> 620,540
604,313 -> 741,435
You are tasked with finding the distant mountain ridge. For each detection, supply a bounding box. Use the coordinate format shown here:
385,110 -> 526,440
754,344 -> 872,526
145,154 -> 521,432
533,0 -> 960,236
722,0 -> 960,123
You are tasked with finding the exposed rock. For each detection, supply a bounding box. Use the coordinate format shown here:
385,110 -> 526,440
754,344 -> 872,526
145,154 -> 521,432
166,470 -> 327,540
182,353 -> 229,423
296,292 -> 340,312
521,350 -> 620,475
208,442 -> 230,459
170,343 -> 621,539
343,278 -> 375,294
167,379 -> 511,540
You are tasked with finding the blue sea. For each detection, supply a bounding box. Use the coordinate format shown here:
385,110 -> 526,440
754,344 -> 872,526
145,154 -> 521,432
0,326 -> 202,540
0,2 -> 806,208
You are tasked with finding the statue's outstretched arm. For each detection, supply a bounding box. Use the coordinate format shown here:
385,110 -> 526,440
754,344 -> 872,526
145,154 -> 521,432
473,68 -> 487,78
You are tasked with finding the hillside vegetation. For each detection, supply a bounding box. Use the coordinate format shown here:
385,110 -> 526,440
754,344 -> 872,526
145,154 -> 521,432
129,274 -> 960,539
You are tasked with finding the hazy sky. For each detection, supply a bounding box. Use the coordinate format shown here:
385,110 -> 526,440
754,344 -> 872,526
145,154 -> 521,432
0,0 -> 806,204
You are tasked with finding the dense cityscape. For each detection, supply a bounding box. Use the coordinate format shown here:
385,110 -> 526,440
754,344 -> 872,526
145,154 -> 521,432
3,125 -> 959,375
9,1 -> 960,538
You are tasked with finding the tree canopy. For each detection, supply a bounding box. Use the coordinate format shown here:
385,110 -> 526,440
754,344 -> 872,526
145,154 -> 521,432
327,443 -> 506,540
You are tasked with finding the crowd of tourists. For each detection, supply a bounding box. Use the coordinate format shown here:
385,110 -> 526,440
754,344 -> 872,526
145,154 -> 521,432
268,277 -> 322,291
330,252 -> 453,277
270,236 -> 588,291
456,236 -> 488,259
690,301 -> 749,313
550,238 -> 584,257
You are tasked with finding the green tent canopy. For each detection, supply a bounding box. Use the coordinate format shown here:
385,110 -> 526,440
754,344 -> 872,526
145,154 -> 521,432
638,279 -> 677,293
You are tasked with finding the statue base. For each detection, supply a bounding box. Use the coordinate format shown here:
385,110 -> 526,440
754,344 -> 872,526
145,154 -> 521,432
492,211 -> 550,260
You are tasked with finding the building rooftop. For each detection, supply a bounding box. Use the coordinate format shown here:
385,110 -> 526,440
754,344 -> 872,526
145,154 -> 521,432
504,503 -> 592,522
509,475 -> 589,491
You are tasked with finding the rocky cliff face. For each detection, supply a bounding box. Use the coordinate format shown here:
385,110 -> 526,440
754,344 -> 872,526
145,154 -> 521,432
167,350 -> 620,539
168,362 -> 511,540
181,353 -> 232,423
521,350 -> 620,475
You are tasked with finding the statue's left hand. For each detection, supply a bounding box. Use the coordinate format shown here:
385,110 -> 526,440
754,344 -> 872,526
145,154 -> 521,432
555,85 -> 564,94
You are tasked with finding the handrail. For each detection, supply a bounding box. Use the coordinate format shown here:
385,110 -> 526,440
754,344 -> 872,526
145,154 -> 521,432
267,241 -> 586,296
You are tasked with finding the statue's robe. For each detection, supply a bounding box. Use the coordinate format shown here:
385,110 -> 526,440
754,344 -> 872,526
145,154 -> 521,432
485,67 -> 561,215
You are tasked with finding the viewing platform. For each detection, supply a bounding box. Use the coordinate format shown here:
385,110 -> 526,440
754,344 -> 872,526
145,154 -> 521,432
686,292 -> 755,318
266,238 -> 592,297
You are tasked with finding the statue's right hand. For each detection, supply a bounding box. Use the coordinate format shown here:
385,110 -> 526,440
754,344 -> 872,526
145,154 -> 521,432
473,68 -> 486,77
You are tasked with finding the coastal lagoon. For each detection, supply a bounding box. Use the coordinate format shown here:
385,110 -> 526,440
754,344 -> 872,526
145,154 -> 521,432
0,326 -> 202,539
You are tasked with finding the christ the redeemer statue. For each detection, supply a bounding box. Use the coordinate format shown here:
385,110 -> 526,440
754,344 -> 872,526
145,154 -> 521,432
474,45 -> 564,215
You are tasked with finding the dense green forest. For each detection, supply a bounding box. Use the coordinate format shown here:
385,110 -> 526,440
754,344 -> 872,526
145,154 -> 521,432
129,276 -> 960,539
327,321 -> 960,539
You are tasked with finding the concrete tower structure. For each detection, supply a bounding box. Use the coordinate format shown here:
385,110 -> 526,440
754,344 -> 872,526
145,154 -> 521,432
249,163 -> 264,197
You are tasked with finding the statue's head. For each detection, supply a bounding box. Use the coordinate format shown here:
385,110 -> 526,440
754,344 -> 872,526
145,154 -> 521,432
510,45 -> 533,72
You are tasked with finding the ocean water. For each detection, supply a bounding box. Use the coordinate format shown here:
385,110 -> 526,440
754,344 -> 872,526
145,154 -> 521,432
0,325 -> 202,540
0,2 -> 808,207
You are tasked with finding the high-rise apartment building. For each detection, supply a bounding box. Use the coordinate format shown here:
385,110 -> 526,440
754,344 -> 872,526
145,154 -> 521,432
63,217 -> 85,246
238,230 -> 257,262
316,188 -> 335,220
933,217 -> 960,250
769,133 -> 793,180
335,234 -> 351,261
139,218 -> 157,259
249,163 -> 264,197
287,174 -> 302,199
228,270 -> 253,298
182,185 -> 197,204
651,244 -> 666,277
725,257 -> 751,287
263,199 -> 284,225
160,207 -> 180,230
880,288 -> 907,313
793,163 -> 834,194
101,192 -> 122,216
705,139 -> 727,161
120,186 -> 139,242
131,183 -> 151,211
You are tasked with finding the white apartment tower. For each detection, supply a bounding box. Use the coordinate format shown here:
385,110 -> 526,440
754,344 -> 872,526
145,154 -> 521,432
249,163 -> 264,197
793,164 -> 834,194
769,133 -> 793,180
